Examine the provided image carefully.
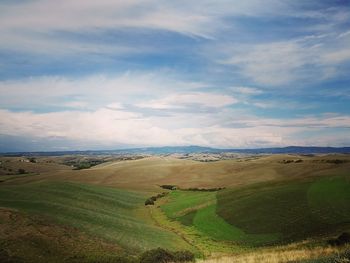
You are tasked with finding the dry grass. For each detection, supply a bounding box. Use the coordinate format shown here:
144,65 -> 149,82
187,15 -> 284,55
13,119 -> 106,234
2,154 -> 350,191
197,244 -> 348,263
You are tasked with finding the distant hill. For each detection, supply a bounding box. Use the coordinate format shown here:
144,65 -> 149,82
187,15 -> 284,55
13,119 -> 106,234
1,145 -> 350,156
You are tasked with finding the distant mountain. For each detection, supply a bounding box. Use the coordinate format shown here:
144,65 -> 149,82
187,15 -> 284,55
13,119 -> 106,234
1,145 -> 350,156
226,146 -> 350,154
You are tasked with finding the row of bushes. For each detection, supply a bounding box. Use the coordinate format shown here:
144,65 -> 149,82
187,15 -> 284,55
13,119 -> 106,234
73,160 -> 106,170
280,159 -> 303,164
145,192 -> 168,206
160,185 -> 177,190
312,159 -> 349,164
159,185 -> 225,192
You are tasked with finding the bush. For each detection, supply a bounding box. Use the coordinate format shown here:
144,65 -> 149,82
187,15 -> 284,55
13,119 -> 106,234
173,250 -> 195,262
160,185 -> 177,190
139,248 -> 195,263
145,193 -> 167,206
328,232 -> 350,246
0,248 -> 23,263
139,248 -> 174,263
156,193 -> 167,198
66,254 -> 138,263
145,199 -> 154,206
17,168 -> 26,174
337,232 -> 350,245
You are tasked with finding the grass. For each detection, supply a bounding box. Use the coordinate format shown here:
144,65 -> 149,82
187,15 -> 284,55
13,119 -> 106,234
193,204 -> 246,241
0,207 -> 125,263
196,245 -> 349,263
1,155 -> 350,261
217,176 -> 350,246
160,175 -> 350,249
161,190 -> 276,246
162,190 -> 216,219
0,181 -> 192,254
308,177 -> 350,225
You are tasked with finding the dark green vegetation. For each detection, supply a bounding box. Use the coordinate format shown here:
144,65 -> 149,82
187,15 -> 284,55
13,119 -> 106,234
160,185 -> 177,190
328,232 -> 350,246
161,190 -> 274,246
145,192 -> 167,206
0,181 -> 191,255
139,248 -> 194,263
217,176 -> 350,246
72,160 -> 106,170
298,249 -> 350,263
161,176 -> 350,248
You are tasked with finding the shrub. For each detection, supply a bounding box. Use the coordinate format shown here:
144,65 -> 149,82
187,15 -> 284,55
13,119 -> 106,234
0,248 -> 23,263
28,157 -> 36,163
160,185 -> 177,190
328,232 -> 350,246
156,193 -> 167,198
139,248 -> 195,263
145,193 -> 168,206
173,250 -> 195,262
139,248 -> 174,263
145,199 -> 154,206
337,232 -> 350,245
17,168 -> 26,174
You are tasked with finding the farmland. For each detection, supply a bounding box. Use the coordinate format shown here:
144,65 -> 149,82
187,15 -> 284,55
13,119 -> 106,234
0,153 -> 350,262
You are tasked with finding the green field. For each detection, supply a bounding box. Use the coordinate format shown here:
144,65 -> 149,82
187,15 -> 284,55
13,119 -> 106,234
161,176 -> 350,247
217,176 -> 350,245
0,181 -> 191,253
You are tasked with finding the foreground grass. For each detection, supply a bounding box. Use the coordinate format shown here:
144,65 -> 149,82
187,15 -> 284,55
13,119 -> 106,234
196,245 -> 349,263
0,181 -> 191,254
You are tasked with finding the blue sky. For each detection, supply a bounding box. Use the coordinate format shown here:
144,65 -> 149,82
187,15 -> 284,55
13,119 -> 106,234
0,0 -> 349,151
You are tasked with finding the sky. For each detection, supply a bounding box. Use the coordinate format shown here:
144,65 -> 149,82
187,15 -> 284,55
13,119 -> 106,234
0,0 -> 350,151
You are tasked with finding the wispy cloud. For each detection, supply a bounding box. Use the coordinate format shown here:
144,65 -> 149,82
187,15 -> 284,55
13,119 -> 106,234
220,31 -> 350,86
0,0 -> 349,150
137,93 -> 237,109
0,73 -> 207,111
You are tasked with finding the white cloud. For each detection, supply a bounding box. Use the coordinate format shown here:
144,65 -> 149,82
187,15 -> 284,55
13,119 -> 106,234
232,87 -> 263,95
0,73 -> 206,110
0,0 -> 332,55
0,108 -> 349,149
321,49 -> 350,64
220,33 -> 350,86
63,101 -> 89,109
106,103 -> 125,110
137,92 -> 237,109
